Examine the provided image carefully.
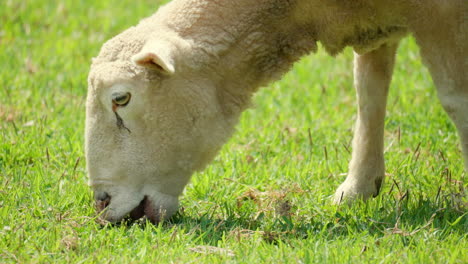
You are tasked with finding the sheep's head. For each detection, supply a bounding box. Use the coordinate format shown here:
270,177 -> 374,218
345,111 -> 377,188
85,32 -> 234,223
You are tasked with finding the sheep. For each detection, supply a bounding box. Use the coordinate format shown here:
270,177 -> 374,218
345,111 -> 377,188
86,0 -> 468,223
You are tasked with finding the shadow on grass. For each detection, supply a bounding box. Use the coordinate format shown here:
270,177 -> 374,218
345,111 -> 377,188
106,191 -> 466,246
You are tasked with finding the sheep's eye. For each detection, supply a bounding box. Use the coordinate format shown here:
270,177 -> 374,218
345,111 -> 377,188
112,92 -> 131,107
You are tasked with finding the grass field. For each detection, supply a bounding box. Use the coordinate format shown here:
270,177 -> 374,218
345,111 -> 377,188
1,0 -> 467,263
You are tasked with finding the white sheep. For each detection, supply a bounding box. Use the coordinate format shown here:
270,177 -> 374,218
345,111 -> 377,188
86,0 -> 468,223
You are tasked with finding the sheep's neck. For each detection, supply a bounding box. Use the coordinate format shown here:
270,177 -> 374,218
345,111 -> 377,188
165,0 -> 407,114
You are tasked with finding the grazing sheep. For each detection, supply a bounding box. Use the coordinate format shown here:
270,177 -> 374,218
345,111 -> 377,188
86,0 -> 467,223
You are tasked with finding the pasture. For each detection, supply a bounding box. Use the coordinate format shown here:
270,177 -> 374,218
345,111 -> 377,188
1,0 -> 466,263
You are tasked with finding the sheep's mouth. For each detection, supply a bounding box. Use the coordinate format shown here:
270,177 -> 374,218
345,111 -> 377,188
96,195 -> 170,225
126,196 -> 168,224
127,196 -> 147,220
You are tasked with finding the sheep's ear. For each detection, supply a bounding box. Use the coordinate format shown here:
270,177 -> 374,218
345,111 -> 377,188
132,42 -> 175,75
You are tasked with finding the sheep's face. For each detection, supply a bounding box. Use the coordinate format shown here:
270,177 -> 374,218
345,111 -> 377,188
85,37 -> 231,223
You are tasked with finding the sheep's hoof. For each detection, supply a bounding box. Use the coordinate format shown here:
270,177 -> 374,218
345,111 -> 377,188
333,177 -> 383,204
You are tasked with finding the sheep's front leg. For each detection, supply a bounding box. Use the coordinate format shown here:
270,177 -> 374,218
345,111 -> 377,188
334,43 -> 398,203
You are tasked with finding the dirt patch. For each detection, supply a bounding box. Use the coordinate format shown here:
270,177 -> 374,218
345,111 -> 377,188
189,245 -> 235,257
0,106 -> 18,122
236,184 -> 306,218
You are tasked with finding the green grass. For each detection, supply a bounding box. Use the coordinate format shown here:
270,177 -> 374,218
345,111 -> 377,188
1,1 -> 466,263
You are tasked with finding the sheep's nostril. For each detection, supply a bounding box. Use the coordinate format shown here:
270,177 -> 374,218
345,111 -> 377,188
95,192 -> 111,211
